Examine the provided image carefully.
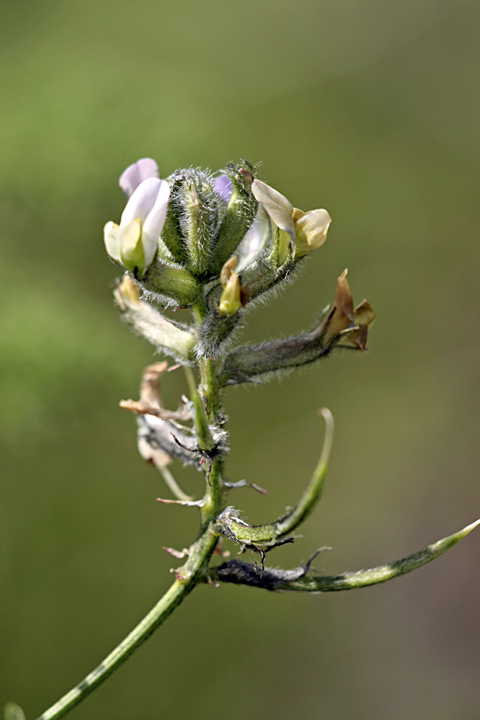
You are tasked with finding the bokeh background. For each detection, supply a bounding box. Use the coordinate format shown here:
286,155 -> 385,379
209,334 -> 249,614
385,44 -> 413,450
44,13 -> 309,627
1,1 -> 480,718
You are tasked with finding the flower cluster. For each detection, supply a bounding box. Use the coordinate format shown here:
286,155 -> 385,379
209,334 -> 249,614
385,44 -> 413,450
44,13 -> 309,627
105,157 -> 373,361
104,159 -> 331,308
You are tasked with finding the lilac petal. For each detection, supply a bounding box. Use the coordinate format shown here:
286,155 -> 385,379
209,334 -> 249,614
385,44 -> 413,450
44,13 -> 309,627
121,177 -> 163,226
214,174 -> 233,204
142,180 -> 171,266
119,158 -> 159,199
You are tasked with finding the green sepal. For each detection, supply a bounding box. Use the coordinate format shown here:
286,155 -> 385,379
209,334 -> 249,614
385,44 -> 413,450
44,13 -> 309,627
184,178 -> 214,277
140,259 -> 201,308
161,176 -> 188,264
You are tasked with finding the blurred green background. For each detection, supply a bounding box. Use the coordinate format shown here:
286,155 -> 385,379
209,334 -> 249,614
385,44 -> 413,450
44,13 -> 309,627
1,0 -> 480,718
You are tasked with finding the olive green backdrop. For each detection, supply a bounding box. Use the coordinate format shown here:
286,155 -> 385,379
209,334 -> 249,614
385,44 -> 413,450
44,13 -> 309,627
1,1 -> 480,718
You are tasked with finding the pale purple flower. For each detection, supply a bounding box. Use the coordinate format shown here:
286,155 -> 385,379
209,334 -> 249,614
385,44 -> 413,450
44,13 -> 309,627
119,158 -> 160,199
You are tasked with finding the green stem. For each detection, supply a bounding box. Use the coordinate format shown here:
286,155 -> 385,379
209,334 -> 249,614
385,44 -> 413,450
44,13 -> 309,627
30,306 -> 226,720
193,301 -> 221,421
193,300 -> 224,518
33,524 -> 219,720
199,357 -> 220,421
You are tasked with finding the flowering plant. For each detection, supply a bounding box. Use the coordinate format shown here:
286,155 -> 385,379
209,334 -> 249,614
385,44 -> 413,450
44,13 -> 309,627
6,158 -> 477,720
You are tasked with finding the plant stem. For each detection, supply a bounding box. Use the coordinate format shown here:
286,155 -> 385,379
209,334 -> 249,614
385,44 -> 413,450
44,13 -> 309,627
33,524 -> 219,720
32,305 -> 226,720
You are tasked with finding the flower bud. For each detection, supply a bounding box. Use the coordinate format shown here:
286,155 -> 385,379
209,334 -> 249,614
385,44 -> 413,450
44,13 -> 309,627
209,162 -> 258,275
219,255 -> 238,287
165,168 -> 226,277
218,272 -> 242,316
184,177 -> 216,276
117,274 -> 141,304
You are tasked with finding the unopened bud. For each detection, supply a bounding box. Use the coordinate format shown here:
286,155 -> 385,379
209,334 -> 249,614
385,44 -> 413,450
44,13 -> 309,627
214,174 -> 234,204
209,162 -> 258,275
118,274 -> 141,305
184,178 -> 213,276
218,272 -> 241,316
220,256 -> 238,288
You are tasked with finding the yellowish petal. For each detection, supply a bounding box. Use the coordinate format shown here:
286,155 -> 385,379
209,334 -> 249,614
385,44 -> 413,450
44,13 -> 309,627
251,179 -> 295,235
294,209 -> 331,258
218,272 -> 242,315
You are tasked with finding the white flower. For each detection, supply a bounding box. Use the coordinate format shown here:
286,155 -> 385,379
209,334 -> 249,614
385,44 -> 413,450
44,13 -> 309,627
251,179 -> 331,258
251,179 -> 295,236
235,206 -> 272,271
104,177 -> 170,276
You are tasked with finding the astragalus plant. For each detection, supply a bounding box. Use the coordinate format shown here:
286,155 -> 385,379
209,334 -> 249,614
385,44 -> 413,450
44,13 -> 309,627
6,158 -> 478,720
